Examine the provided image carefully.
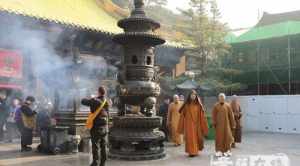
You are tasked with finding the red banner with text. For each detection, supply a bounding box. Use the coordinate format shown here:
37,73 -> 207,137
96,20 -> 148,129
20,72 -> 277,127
0,50 -> 23,78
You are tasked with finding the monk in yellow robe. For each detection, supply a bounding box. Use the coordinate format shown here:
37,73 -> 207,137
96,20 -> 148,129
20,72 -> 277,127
178,90 -> 208,157
212,93 -> 236,157
167,95 -> 183,146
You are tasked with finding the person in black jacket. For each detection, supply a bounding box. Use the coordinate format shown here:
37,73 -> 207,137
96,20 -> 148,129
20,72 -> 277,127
158,97 -> 170,141
0,94 -> 9,142
16,96 -> 37,152
82,86 -> 109,166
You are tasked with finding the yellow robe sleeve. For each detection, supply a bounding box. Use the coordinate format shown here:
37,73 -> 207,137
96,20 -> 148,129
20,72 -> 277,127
228,105 -> 236,129
167,104 -> 172,127
200,109 -> 209,136
212,105 -> 218,128
177,106 -> 185,134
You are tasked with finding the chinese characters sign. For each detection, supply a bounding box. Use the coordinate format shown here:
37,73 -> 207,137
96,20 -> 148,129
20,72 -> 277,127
0,50 -> 22,78
210,154 -> 290,166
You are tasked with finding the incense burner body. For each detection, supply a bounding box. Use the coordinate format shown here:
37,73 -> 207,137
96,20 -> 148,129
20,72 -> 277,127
109,0 -> 166,161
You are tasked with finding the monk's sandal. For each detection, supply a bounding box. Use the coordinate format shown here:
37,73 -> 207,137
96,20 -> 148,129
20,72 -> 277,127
215,151 -> 223,157
224,151 -> 232,157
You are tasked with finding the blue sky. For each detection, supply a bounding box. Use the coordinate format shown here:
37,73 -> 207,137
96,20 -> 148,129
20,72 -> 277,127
167,0 -> 300,29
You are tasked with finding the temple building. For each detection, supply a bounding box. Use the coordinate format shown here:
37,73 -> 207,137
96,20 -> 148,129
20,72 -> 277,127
0,0 -> 186,141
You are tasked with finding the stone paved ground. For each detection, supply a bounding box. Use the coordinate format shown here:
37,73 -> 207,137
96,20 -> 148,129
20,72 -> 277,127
0,132 -> 299,166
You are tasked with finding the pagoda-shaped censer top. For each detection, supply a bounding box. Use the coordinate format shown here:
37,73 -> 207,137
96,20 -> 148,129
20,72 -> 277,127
113,0 -> 165,46
113,0 -> 165,113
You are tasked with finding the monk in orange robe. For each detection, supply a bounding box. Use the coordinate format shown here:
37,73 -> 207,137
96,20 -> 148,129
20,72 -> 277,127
178,90 -> 208,157
212,93 -> 236,157
167,95 -> 183,146
230,95 -> 242,148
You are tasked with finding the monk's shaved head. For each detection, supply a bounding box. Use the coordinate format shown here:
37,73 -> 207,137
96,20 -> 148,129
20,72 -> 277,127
218,93 -> 226,103
232,95 -> 238,101
173,94 -> 179,99
173,95 -> 179,103
219,93 -> 226,99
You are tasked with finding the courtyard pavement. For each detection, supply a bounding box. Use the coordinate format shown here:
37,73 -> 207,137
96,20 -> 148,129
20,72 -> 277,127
0,132 -> 299,166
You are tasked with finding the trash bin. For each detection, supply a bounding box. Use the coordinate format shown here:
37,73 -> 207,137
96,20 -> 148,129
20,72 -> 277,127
206,115 -> 215,140
37,126 -> 69,155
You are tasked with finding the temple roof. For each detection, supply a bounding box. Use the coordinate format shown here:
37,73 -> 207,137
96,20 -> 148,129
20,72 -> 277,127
256,10 -> 300,27
0,0 -> 122,33
225,32 -> 237,44
0,0 -> 189,48
229,10 -> 300,44
232,21 -> 300,43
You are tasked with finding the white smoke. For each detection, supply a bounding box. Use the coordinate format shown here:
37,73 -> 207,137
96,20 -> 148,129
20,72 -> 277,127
2,16 -> 117,111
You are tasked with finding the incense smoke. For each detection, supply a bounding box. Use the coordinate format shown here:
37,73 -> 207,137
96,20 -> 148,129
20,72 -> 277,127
2,16 -> 117,111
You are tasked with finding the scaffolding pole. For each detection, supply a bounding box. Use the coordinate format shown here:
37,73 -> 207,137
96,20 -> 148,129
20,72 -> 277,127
288,36 -> 291,95
257,42 -> 261,95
